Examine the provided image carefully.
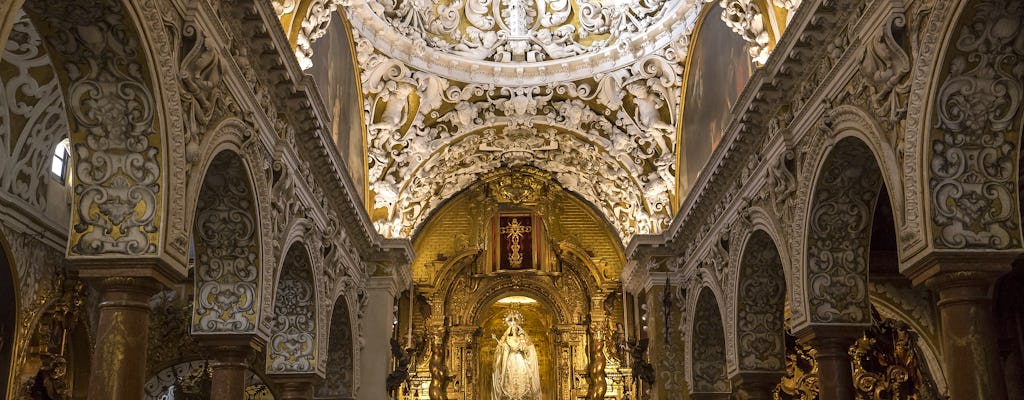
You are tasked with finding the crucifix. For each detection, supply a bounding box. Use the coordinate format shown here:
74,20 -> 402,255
500,218 -> 532,268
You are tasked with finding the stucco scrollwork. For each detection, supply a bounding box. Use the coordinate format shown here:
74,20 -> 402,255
806,139 -> 881,324
929,0 -> 1023,249
25,0 -> 163,256
268,245 -> 318,373
0,11 -> 68,215
193,153 -> 260,333
736,231 -> 786,372
719,0 -> 771,65
691,289 -> 730,393
317,298 -> 355,397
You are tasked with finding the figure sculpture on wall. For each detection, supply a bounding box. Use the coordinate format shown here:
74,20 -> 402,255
628,338 -> 655,397
387,337 -> 414,398
492,310 -> 541,400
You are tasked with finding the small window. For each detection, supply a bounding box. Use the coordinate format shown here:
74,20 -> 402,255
51,140 -> 70,182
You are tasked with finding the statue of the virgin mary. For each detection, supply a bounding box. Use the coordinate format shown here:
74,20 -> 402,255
492,310 -> 541,400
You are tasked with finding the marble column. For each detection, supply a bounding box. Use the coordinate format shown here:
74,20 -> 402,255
907,253 -> 1013,400
86,277 -> 162,400
926,271 -> 1007,400
794,328 -> 860,400
730,372 -> 782,400
200,335 -> 264,400
357,274 -> 406,399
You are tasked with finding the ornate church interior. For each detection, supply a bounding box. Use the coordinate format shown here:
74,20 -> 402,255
0,0 -> 1022,399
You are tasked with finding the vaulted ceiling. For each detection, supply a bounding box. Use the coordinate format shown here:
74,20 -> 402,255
274,0 -> 793,242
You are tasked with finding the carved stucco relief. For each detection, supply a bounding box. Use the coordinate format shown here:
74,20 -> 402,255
691,288 -> 730,393
192,152 -> 261,333
736,230 -> 786,372
268,244 -> 319,374
24,0 -> 164,256
929,0 -> 1023,249
0,11 -> 68,216
805,138 -> 882,325
316,297 -> 355,397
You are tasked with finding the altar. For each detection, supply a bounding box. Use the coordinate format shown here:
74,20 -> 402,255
396,170 -> 633,400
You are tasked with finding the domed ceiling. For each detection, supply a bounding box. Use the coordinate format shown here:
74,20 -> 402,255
302,0 -> 726,241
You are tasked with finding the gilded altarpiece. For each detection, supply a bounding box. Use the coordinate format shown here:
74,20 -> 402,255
402,168 -> 630,400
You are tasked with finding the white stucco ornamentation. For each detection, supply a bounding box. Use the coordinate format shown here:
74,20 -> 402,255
347,0 -> 707,241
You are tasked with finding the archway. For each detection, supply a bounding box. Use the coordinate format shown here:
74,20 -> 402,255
192,150 -> 262,335
268,242 -> 320,374
804,136 -> 882,327
316,294 -> 356,399
732,229 -> 786,395
690,287 -> 730,397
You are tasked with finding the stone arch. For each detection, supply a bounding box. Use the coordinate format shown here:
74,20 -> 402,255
0,10 -> 71,226
688,287 -> 731,396
731,229 -> 786,377
268,241 -> 321,375
465,277 -> 577,326
190,150 -> 263,335
909,0 -> 1024,251
187,119 -> 277,335
11,0 -> 184,264
316,293 -> 357,399
143,359 -> 276,400
799,136 -> 885,327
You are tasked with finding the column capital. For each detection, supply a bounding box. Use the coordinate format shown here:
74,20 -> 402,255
902,250 -> 1017,286
270,374 -> 320,400
196,334 -> 265,360
792,325 -> 865,344
366,262 -> 412,296
730,371 -> 784,400
71,258 -> 184,288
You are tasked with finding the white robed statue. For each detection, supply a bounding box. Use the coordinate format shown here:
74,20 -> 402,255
492,310 -> 541,400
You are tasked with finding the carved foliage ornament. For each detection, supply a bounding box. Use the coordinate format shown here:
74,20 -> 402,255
370,0 -> 672,64
193,153 -> 260,333
719,0 -> 771,64
806,140 -> 881,324
25,0 -> 163,256
268,246 -> 318,373
0,11 -> 69,215
692,290 -> 730,393
316,300 -> 354,397
360,37 -> 684,240
736,232 -> 786,372
930,0 -> 1024,249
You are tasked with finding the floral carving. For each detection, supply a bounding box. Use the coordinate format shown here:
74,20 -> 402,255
0,11 -> 69,215
316,298 -> 355,397
25,0 -> 163,256
719,0 -> 771,64
193,153 -> 260,333
369,0 -> 671,63
805,139 -> 881,324
736,231 -> 786,372
268,244 -> 318,373
692,289 -> 730,393
930,0 -> 1023,249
